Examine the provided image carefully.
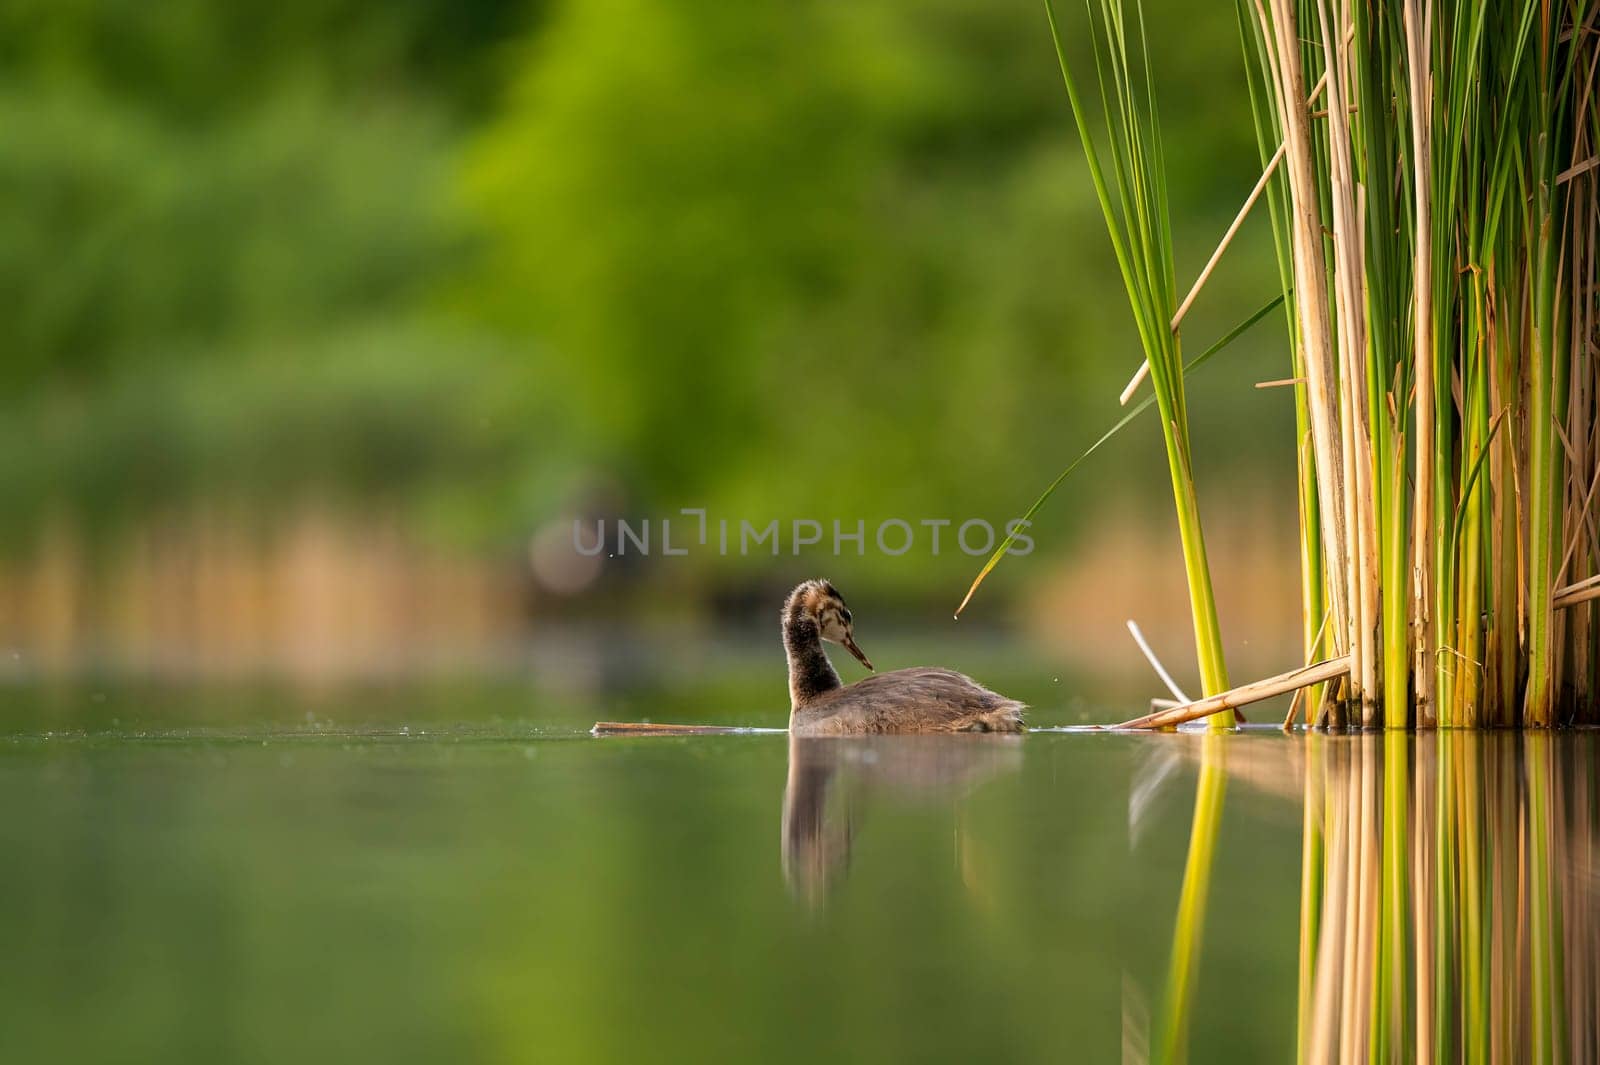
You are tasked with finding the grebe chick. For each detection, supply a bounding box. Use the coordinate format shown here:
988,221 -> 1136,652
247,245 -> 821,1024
781,579 -> 1025,735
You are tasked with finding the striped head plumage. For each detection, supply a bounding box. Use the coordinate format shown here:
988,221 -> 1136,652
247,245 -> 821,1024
785,579 -> 873,671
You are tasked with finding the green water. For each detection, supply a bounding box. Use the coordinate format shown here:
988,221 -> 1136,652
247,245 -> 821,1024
0,687 -> 1592,1063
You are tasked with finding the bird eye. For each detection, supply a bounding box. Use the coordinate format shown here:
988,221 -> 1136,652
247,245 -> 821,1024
842,610 -> 852,624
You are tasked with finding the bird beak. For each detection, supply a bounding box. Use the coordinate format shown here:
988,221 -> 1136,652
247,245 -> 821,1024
842,635 -> 874,671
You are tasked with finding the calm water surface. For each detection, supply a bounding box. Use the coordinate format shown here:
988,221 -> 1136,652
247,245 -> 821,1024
0,686 -> 1593,1063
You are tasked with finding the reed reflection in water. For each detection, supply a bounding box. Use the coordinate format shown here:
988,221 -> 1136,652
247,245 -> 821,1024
1306,732 -> 1598,1063
1143,731 -> 1596,1064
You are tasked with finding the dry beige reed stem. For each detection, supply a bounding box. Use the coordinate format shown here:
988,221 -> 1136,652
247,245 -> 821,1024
1254,0 -> 1352,705
1117,38 -> 1346,405
1404,0 -> 1437,726
1109,655 -> 1352,730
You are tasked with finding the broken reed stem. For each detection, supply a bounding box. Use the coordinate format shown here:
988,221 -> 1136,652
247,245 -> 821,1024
1126,619 -> 1193,702
1111,655 -> 1352,730
1127,618 -> 1249,725
1554,580 -> 1600,611
1557,572 -> 1600,597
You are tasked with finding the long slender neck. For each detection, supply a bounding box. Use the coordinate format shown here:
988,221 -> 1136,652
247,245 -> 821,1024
784,600 -> 841,709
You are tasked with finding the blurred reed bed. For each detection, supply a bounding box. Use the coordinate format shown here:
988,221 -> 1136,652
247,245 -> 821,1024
992,0 -> 1599,728
0,508 -> 518,682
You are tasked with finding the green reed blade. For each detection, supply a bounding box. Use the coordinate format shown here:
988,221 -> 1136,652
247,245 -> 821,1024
955,294 -> 1283,617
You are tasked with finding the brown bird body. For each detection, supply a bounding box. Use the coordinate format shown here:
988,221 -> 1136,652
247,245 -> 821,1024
781,579 -> 1026,735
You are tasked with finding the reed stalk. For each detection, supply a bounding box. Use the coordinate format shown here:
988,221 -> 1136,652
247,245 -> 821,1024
1236,1 -> 1330,722
1045,0 -> 1231,711
1404,0 -> 1437,728
1251,0 -> 1352,727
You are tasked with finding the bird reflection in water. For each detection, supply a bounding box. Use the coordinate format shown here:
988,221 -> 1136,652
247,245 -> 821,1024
780,735 -> 1022,906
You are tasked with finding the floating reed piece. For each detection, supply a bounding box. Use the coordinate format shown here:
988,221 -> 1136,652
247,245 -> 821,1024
999,0 -> 1598,730
591,723 -> 783,736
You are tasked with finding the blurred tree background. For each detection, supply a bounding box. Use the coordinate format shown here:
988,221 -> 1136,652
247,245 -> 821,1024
0,0 -> 1304,679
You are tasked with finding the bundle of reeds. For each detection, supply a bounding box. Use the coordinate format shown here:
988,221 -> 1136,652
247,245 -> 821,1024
1000,0 -> 1599,729
1239,0 -> 1598,728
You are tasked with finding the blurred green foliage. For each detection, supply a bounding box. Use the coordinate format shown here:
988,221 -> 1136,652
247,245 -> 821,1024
0,88 -> 453,387
0,0 -> 1291,586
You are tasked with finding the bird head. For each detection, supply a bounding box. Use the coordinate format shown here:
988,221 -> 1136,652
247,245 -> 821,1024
788,579 -> 873,671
